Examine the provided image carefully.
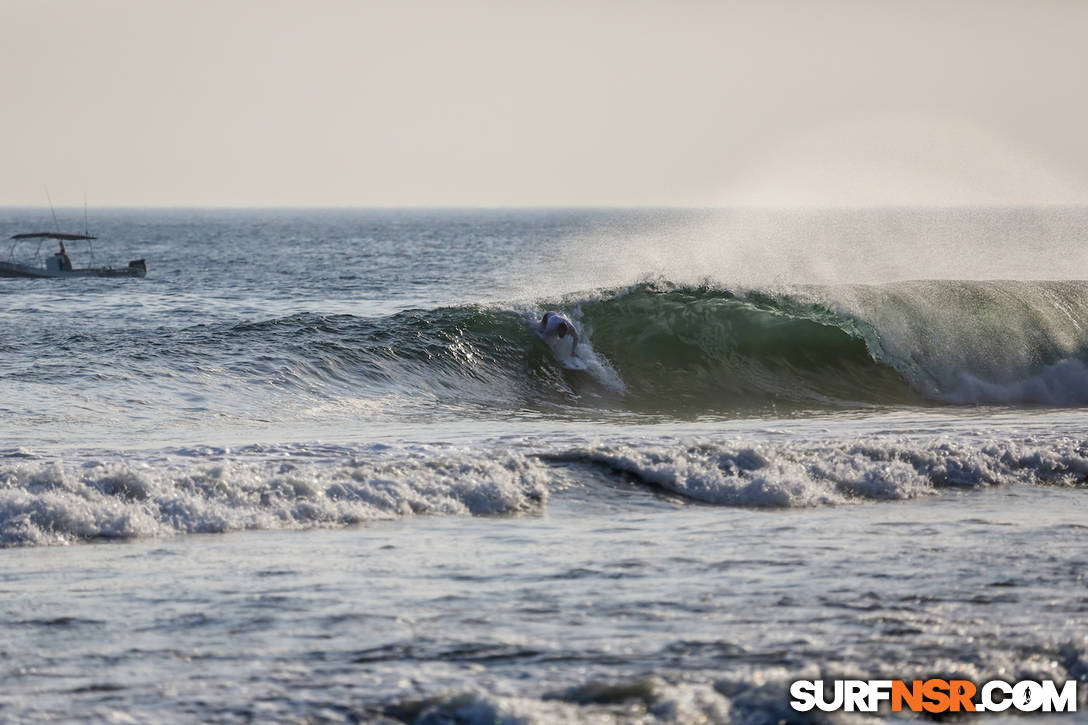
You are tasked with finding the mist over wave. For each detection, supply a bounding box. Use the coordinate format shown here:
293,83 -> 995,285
545,206 -> 1088,290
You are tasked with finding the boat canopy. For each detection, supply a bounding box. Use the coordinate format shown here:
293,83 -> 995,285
10,232 -> 98,241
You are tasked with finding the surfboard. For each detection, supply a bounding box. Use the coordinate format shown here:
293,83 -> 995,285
560,356 -> 589,371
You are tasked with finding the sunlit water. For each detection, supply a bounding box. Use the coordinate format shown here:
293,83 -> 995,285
1,208 -> 1086,723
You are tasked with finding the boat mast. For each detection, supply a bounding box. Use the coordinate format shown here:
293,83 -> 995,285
83,189 -> 95,264
45,186 -> 59,233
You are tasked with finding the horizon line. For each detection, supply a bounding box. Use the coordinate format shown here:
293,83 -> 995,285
3,202 -> 1088,212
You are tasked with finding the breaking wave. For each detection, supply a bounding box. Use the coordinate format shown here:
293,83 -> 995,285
216,279 -> 1088,413
16,279 -> 1088,419
4,434 -> 1087,547
0,445 -> 550,547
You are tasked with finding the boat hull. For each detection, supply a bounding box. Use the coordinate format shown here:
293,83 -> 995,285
0,260 -> 146,279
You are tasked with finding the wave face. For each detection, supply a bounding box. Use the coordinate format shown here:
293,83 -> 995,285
572,284 -> 917,411
223,284 -> 922,416
11,280 -> 1088,429
221,279 -> 1088,415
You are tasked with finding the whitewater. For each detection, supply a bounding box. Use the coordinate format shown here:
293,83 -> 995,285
1,207 -> 1086,723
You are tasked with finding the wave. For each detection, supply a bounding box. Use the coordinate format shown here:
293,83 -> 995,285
0,445 -> 549,547
225,279 -> 1088,413
380,655 -> 1088,725
3,435 -> 1087,547
570,283 -> 915,411
18,280 -> 1088,417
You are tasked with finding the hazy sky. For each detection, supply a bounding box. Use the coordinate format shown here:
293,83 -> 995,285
3,0 -> 1088,207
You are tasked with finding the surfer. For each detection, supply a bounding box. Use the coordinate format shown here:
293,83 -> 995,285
539,312 -> 579,357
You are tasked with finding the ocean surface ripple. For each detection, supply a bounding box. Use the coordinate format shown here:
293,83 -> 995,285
1,208 -> 1086,723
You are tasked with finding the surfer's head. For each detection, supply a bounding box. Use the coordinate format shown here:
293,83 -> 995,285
556,322 -> 568,337
540,312 -> 552,324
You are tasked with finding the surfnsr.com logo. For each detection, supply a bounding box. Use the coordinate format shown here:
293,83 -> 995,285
790,679 -> 1078,713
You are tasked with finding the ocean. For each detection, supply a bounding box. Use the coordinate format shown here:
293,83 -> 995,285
1,207 -> 1086,723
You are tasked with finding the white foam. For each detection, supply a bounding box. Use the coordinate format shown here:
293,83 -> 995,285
561,434 -> 1088,507
413,692 -> 598,725
411,678 -> 731,725
398,641 -> 1087,725
6,433 -> 1087,546
565,442 -> 927,507
945,358 -> 1088,406
0,448 -> 550,547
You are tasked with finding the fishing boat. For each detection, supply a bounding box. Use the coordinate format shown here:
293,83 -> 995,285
0,232 -> 147,279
